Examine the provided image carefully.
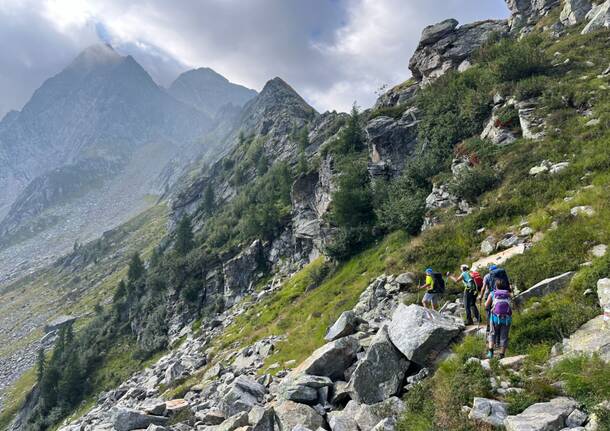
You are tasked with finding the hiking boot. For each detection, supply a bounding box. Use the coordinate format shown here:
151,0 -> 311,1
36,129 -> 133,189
486,349 -> 494,359
465,320 -> 474,326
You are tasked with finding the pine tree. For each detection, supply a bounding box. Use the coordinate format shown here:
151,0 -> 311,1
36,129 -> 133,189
338,103 -> 364,154
202,184 -> 215,214
127,253 -> 145,282
175,215 -> 194,256
36,348 -> 45,383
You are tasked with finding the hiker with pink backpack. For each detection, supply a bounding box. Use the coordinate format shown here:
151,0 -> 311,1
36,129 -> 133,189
485,277 -> 513,359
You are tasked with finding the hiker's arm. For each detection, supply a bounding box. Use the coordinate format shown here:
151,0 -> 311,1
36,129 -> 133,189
446,273 -> 461,283
478,286 -> 488,301
485,295 -> 492,308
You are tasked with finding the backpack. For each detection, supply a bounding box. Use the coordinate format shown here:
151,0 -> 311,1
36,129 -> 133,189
470,271 -> 483,289
490,268 -> 510,291
492,289 -> 512,317
431,272 -> 445,294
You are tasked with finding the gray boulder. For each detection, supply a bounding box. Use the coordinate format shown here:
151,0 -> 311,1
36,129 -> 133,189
582,0 -> 610,34
395,272 -> 416,288
325,311 -> 360,342
355,397 -> 405,431
560,0 -> 592,25
274,401 -> 325,431
328,400 -> 360,431
481,236 -> 497,255
469,397 -> 509,428
215,411 -> 250,431
505,0 -> 560,30
420,19 -> 459,45
514,272 -> 575,306
388,304 -> 464,366
371,418 -> 397,431
292,336 -> 359,380
112,408 -> 169,431
164,361 -> 185,385
279,383 -> 319,404
504,397 -> 578,431
221,375 -> 267,417
44,315 -> 76,333
348,326 -> 409,404
248,405 -> 277,431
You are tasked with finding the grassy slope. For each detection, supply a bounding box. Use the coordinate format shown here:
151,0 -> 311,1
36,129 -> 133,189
0,205 -> 168,429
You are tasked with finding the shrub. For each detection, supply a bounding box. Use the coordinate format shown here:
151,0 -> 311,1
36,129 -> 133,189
449,166 -> 500,203
514,75 -> 549,100
478,36 -> 551,82
549,355 -> 610,410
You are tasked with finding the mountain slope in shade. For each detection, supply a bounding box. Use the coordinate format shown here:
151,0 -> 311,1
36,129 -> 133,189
168,67 -> 257,118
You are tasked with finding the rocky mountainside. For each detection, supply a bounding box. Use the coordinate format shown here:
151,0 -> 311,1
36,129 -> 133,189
0,44 -> 257,286
3,0 -> 610,430
169,68 -> 257,118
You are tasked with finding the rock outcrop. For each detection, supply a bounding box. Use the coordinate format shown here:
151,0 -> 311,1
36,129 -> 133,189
560,0 -> 592,26
409,19 -> 509,83
504,0 -> 561,31
504,397 -> 579,431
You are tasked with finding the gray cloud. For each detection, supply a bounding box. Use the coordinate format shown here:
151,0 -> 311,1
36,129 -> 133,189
0,0 -> 508,117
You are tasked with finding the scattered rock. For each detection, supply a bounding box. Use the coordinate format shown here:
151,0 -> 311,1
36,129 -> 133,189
325,311 -> 360,342
481,236 -> 498,256
112,408 -> 169,431
221,376 -> 267,417
590,244 -> 608,258
570,206 -> 595,217
499,355 -> 527,370
274,401 -> 325,431
504,397 -> 578,431
566,409 -> 588,428
469,397 -> 508,428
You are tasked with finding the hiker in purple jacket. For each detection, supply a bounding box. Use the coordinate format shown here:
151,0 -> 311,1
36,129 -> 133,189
485,278 -> 512,359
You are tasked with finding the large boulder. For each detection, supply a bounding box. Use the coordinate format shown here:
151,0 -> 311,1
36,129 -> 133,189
347,326 -> 409,404
560,0 -> 592,26
469,397 -> 509,428
504,397 -> 578,431
221,375 -> 267,417
278,374 -> 332,405
409,19 -> 509,83
325,311 -> 360,342
387,304 -> 464,366
481,110 -> 518,146
248,405 -> 277,431
215,412 -> 250,431
561,315 -> 610,362
292,335 -> 359,380
582,0 -> 610,34
112,408 -> 169,431
274,400 -> 325,431
514,272 -> 575,306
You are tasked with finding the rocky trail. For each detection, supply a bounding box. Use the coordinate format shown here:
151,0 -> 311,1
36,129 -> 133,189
39,270 -> 609,431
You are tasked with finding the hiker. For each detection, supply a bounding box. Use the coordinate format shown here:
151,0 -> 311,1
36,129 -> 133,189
478,264 -> 511,333
448,264 -> 481,325
485,278 -> 512,359
420,268 -> 444,310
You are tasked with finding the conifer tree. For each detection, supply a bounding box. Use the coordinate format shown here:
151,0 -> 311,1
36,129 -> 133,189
127,253 -> 145,282
175,215 -> 194,256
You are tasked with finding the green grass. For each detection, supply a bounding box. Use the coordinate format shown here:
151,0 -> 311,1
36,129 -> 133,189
0,368 -> 36,430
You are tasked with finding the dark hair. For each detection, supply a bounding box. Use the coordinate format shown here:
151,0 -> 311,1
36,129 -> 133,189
495,278 -> 507,291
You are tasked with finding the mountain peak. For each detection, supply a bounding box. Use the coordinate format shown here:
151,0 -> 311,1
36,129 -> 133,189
169,67 -> 257,117
68,43 -> 123,73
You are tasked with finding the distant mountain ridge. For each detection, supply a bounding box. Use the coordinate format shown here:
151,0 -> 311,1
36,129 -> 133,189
169,67 -> 257,118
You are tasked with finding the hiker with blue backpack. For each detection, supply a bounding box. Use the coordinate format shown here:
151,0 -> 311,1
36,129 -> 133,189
485,277 -> 513,359
420,268 -> 445,311
448,264 -> 482,325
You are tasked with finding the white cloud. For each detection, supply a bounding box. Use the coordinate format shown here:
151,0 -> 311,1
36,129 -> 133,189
0,0 -> 509,116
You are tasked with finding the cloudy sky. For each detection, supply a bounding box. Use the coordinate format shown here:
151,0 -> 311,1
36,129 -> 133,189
0,0 -> 508,117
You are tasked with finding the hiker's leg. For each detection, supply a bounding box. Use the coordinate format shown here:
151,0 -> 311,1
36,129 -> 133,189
431,294 -> 438,311
463,291 -> 472,323
500,324 -> 510,356
472,294 -> 480,322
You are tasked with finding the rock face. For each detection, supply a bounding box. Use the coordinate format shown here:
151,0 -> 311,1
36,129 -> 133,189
514,272 -> 575,306
222,240 -> 264,306
387,304 -> 463,366
409,19 -> 509,83
505,0 -> 560,31
481,109 -> 518,146
582,0 -> 610,34
373,81 -> 419,109
504,397 -> 578,431
366,109 -> 419,178
560,0 -> 592,26
347,326 -> 409,404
